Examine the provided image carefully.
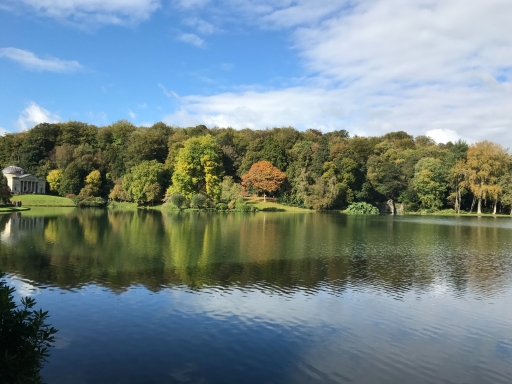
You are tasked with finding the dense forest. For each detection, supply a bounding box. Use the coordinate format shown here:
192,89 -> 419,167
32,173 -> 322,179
1,120 -> 511,213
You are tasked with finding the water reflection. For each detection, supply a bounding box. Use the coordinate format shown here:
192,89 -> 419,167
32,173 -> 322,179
3,210 -> 512,384
2,209 -> 512,298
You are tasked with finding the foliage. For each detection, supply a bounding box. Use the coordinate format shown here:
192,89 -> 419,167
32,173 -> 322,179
216,203 -> 228,211
123,160 -> 167,205
19,123 -> 61,176
46,170 -> 63,194
0,175 -> 12,205
221,176 -> 243,204
73,196 -> 107,207
108,179 -> 130,202
2,121 -> 512,214
59,162 -> 85,196
466,141 -> 509,213
345,202 -> 380,214
79,170 -> 102,197
0,272 -> 58,383
169,193 -> 187,210
241,161 -> 286,196
412,158 -> 446,210
190,193 -> 208,209
169,135 -> 223,202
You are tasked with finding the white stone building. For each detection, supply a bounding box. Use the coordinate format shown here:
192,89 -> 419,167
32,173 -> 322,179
2,166 -> 46,194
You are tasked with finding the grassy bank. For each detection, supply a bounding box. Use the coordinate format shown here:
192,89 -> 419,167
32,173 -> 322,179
0,206 -> 30,214
108,202 -> 139,210
243,197 -> 311,212
13,195 -> 75,207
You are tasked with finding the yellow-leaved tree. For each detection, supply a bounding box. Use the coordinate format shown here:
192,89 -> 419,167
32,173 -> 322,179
46,169 -> 63,194
168,135 -> 223,202
466,141 -> 510,214
79,170 -> 102,197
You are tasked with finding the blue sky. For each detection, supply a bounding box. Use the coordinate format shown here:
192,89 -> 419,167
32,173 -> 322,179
1,0 -> 512,147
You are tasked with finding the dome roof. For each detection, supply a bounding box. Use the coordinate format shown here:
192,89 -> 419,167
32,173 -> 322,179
2,166 -> 25,175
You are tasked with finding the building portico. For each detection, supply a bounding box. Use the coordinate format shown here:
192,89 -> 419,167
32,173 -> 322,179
2,166 -> 46,194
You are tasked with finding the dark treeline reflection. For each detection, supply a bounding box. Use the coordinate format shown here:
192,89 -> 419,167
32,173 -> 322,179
1,210 -> 512,296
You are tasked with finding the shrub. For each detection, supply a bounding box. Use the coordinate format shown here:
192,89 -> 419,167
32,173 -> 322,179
345,202 -> 379,215
65,194 -> 76,199
169,193 -> 187,210
190,193 -> 207,209
73,196 -> 107,207
235,199 -> 254,212
0,272 -> 58,383
216,203 -> 228,211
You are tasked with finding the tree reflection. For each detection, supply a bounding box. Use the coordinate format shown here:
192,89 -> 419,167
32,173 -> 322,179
1,211 -> 512,297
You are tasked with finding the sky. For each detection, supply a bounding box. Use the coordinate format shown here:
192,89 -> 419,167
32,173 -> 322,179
1,0 -> 512,146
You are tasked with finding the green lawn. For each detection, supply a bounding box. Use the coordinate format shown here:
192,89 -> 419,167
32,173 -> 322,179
12,194 -> 76,207
244,197 -> 311,212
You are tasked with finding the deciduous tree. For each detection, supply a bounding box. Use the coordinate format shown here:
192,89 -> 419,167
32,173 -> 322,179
169,135 -> 223,201
46,170 -> 63,194
241,161 -> 286,200
123,160 -> 167,205
466,141 -> 510,214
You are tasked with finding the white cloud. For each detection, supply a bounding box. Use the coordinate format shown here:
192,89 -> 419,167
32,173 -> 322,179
158,83 -> 179,99
0,127 -> 8,136
163,87 -> 347,130
17,102 -> 60,131
0,47 -> 83,72
173,0 -> 210,10
128,110 -> 136,120
8,0 -> 160,26
178,33 -> 205,47
426,129 -> 462,145
183,17 -> 218,34
161,0 -> 512,147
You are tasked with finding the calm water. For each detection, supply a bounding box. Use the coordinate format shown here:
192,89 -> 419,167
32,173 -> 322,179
1,209 -> 512,384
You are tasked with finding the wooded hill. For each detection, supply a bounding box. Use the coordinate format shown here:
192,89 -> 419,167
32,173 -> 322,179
1,120 -> 511,213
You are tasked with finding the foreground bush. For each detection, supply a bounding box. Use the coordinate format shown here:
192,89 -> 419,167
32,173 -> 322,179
345,202 -> 380,215
0,273 -> 57,383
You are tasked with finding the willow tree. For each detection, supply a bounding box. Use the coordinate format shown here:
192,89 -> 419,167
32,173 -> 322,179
168,135 -> 223,202
466,141 -> 510,214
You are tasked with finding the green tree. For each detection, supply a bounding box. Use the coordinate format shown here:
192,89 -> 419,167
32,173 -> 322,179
0,175 -> 12,204
108,179 -> 130,202
221,176 -> 243,204
59,162 -> 85,196
169,135 -> 223,201
123,160 -> 167,205
412,158 -> 447,210
19,123 -> 61,176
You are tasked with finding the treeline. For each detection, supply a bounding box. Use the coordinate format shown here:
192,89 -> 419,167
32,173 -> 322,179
1,120 -> 511,213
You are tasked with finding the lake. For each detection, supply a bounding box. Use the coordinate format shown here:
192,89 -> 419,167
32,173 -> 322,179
1,209 -> 512,384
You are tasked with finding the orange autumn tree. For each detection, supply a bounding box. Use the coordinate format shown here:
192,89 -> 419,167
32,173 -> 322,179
241,161 -> 286,201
